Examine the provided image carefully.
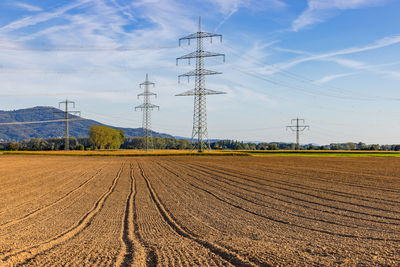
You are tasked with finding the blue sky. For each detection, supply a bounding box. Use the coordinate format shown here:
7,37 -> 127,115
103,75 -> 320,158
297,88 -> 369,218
0,0 -> 400,145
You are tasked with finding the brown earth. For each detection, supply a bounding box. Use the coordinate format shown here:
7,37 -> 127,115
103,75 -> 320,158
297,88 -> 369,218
0,155 -> 399,266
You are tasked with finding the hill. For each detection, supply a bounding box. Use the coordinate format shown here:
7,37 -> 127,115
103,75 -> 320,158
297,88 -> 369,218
0,106 -> 173,142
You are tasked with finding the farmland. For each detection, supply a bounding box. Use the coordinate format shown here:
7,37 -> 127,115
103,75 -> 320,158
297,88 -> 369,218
0,155 -> 399,266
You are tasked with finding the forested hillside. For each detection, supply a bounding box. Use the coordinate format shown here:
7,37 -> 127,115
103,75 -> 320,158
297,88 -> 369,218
0,106 -> 173,141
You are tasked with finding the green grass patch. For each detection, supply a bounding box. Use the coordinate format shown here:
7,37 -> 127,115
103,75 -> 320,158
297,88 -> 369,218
239,150 -> 400,157
1,150 -> 251,157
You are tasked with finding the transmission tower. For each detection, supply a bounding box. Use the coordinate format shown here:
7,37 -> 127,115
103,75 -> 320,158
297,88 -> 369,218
53,99 -> 80,151
286,118 -> 310,150
135,74 -> 159,151
176,16 -> 226,152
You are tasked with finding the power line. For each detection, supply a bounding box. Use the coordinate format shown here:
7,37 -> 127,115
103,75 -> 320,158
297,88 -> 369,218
220,126 -> 283,133
223,43 -> 400,102
0,44 -> 177,52
0,118 -> 84,125
176,16 -> 226,152
190,44 -> 372,102
228,65 -> 382,101
0,107 -> 58,113
0,66 -> 174,75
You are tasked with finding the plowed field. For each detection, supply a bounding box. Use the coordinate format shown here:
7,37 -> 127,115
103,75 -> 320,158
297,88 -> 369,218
0,155 -> 399,266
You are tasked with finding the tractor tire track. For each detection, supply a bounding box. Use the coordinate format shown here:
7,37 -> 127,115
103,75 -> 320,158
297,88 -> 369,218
137,162 -> 260,267
131,163 -> 158,267
115,163 -> 146,267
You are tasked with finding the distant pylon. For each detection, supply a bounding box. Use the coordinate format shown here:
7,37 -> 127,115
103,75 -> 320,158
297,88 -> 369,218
135,74 -> 159,151
286,118 -> 310,150
176,16 -> 226,152
53,99 -> 81,151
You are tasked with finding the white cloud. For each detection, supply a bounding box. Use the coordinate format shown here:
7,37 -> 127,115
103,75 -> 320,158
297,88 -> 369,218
233,85 -> 275,105
273,46 -> 366,71
210,0 -> 286,14
131,0 -> 197,43
0,0 -> 179,98
109,0 -> 135,21
0,0 -> 211,131
292,0 -> 390,31
0,0 -> 399,143
381,70 -> 400,79
272,41 -> 400,83
277,34 -> 400,70
0,0 -> 92,33
210,0 -> 286,30
314,72 -> 360,84
14,2 -> 43,12
227,40 -> 277,69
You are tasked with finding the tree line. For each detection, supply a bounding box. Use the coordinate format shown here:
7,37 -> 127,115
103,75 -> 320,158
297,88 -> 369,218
212,140 -> 400,151
0,125 -> 399,151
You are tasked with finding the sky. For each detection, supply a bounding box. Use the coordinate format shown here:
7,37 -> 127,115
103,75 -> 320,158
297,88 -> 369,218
0,0 -> 400,145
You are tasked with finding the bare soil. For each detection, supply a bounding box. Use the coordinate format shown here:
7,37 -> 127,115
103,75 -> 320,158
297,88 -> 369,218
0,155 -> 399,266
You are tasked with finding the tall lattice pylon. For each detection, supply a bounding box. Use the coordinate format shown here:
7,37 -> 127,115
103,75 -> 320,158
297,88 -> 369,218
176,16 -> 226,152
135,74 -> 159,151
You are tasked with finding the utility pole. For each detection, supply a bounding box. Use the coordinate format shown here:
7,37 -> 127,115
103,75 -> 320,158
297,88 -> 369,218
176,16 -> 226,152
286,118 -> 310,150
135,74 -> 159,151
53,99 -> 80,151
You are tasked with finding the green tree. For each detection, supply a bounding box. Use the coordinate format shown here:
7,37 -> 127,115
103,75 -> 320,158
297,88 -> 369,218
76,144 -> 84,150
89,125 -> 125,149
7,142 -> 19,151
267,143 -> 278,150
345,142 -> 356,150
369,144 -> 381,151
307,144 -> 316,150
357,142 -> 367,150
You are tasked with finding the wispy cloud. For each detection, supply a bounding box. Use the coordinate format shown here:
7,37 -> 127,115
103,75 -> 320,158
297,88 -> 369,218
314,72 -> 360,84
228,40 -> 278,68
14,2 -> 43,12
277,34 -> 400,70
292,0 -> 390,31
0,0 -> 92,33
210,0 -> 287,30
0,0 -> 398,143
109,0 -> 135,21
131,0 -> 197,43
273,46 -> 366,71
0,0 -> 216,114
212,0 -> 286,13
273,39 -> 400,83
